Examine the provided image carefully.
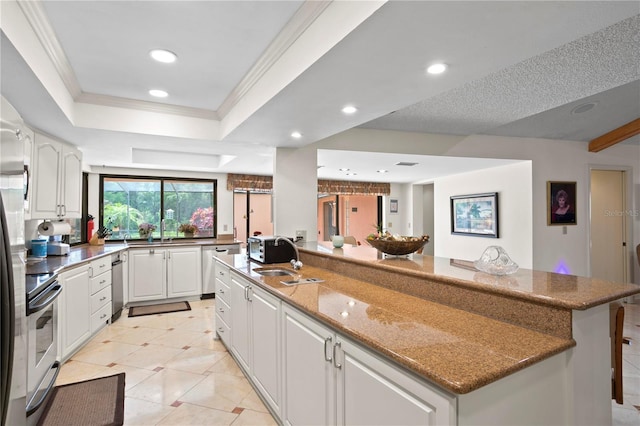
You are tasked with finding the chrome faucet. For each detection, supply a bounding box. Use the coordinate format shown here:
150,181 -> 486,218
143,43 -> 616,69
161,219 -> 165,243
123,233 -> 131,246
275,236 -> 303,270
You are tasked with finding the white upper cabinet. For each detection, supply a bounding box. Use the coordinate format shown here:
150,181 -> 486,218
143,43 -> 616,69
31,132 -> 82,219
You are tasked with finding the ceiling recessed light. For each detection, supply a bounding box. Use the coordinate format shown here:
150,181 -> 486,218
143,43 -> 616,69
291,131 -> 302,139
377,169 -> 388,173
149,89 -> 168,98
150,49 -> 177,63
342,105 -> 358,114
426,63 -> 447,75
571,102 -> 597,114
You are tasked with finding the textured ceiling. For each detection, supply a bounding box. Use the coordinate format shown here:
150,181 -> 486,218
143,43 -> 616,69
1,1 -> 638,182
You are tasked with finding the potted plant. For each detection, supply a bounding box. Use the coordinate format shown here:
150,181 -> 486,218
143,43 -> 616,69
138,223 -> 156,240
178,223 -> 198,238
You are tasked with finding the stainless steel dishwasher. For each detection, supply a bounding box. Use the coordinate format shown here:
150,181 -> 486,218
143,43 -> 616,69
111,253 -> 124,322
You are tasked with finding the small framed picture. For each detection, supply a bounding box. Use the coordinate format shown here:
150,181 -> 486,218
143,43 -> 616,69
547,181 -> 577,225
390,199 -> 398,214
450,192 -> 499,238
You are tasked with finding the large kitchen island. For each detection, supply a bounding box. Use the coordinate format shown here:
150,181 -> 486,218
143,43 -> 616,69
214,242 -> 640,426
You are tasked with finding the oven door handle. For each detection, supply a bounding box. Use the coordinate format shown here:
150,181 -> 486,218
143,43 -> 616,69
26,361 -> 61,417
27,284 -> 62,315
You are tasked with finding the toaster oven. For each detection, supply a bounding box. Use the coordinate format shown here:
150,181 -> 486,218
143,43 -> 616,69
247,236 -> 297,264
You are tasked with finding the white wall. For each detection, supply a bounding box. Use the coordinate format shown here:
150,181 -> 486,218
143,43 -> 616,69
435,162 -> 533,269
273,147 -> 318,241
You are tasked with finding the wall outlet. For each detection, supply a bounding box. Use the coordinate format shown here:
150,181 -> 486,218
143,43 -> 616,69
295,230 -> 306,241
223,224 -> 228,231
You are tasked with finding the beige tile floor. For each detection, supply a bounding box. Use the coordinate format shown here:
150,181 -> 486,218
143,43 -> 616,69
55,299 -> 277,426
612,299 -> 640,425
57,297 -> 640,425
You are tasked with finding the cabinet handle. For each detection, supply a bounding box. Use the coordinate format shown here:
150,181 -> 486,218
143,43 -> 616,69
61,204 -> 66,216
100,280 -> 106,284
324,337 -> 333,362
333,342 -> 342,369
218,289 -> 225,294
149,249 -> 155,255
244,286 -> 249,301
217,327 -> 224,333
100,313 -> 107,320
99,296 -> 106,301
99,264 -> 105,268
247,286 -> 253,302
89,267 -> 94,277
218,307 -> 224,313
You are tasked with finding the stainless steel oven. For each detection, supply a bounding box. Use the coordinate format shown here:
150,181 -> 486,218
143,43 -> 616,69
25,273 -> 61,423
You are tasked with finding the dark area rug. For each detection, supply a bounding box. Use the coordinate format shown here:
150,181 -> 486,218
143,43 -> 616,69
37,373 -> 125,426
128,301 -> 191,317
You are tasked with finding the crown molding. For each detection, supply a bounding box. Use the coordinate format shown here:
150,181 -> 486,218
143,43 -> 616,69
76,92 -> 219,120
18,0 -> 82,98
217,0 -> 332,118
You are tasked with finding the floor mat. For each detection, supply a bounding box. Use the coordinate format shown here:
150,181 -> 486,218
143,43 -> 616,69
37,373 -> 125,426
128,301 -> 191,317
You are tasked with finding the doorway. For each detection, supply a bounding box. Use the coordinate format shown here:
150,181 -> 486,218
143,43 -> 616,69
233,191 -> 273,243
590,169 -> 629,283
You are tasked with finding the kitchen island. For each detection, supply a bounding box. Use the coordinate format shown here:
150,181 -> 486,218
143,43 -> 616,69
215,242 -> 640,425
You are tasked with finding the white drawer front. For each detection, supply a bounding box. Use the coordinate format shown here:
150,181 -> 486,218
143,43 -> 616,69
91,303 -> 112,333
215,277 -> 230,303
91,286 -> 112,314
215,262 -> 230,285
90,257 -> 111,276
90,271 -> 112,294
215,313 -> 231,346
215,296 -> 231,326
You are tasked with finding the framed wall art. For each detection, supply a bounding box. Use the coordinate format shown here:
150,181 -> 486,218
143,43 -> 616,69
390,198 -> 398,214
450,192 -> 499,238
547,181 -> 576,225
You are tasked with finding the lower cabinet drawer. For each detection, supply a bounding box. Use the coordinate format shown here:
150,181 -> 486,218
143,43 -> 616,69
91,303 -> 112,333
90,271 -> 112,294
216,296 -> 231,325
91,286 -> 112,314
215,313 -> 231,346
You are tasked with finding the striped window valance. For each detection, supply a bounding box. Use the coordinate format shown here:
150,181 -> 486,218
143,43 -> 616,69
226,173 -> 273,192
317,179 -> 390,196
227,174 -> 390,196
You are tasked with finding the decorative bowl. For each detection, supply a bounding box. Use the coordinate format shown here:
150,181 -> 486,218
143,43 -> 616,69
366,236 -> 429,256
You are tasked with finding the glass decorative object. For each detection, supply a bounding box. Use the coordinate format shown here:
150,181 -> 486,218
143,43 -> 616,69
474,246 -> 519,275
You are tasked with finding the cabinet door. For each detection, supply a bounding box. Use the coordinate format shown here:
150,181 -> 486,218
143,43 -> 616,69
31,135 -> 61,219
250,286 -> 281,414
60,145 -> 82,218
229,273 -> 251,373
282,306 -> 336,426
23,126 -> 34,219
129,249 -> 166,302
60,265 -> 91,359
167,247 -> 201,298
337,338 -> 455,426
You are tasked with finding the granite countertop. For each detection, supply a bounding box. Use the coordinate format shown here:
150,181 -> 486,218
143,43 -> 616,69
26,238 -> 241,275
299,242 -> 640,310
221,254 -> 575,395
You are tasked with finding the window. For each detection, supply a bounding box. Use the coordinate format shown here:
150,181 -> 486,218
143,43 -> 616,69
100,175 -> 216,240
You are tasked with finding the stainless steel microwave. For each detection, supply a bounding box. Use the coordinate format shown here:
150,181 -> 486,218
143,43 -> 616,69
247,236 -> 296,264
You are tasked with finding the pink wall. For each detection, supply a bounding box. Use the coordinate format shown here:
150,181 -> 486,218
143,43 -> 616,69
234,192 -> 273,242
317,194 -> 378,244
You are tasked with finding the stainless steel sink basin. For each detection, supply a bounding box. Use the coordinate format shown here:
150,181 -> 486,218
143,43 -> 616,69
253,268 -> 297,277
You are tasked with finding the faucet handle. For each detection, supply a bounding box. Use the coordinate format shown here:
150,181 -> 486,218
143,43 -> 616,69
291,259 -> 303,270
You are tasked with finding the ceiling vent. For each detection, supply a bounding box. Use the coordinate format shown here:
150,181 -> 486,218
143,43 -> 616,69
395,162 -> 419,166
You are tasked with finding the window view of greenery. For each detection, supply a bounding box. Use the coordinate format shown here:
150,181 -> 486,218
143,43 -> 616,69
101,176 -> 216,240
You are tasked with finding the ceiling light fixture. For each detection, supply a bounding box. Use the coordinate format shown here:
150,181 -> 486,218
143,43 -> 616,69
571,102 -> 597,115
377,169 -> 388,173
342,105 -> 358,114
426,63 -> 447,75
149,89 -> 168,98
150,49 -> 177,63
291,131 -> 302,139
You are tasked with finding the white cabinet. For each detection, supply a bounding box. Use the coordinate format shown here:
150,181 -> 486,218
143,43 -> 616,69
59,257 -> 113,361
129,246 -> 201,303
282,305 -> 455,426
214,259 -> 232,346
229,271 -> 281,415
22,125 -> 34,219
59,264 -> 91,360
31,132 -> 82,219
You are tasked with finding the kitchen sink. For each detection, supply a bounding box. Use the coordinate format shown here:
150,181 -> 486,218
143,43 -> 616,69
280,278 -> 325,286
253,267 -> 297,277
